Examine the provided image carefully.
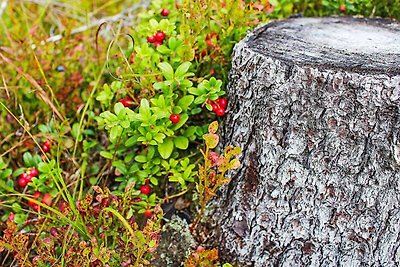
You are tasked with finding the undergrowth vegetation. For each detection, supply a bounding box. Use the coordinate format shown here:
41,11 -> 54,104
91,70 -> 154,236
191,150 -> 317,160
0,0 -> 399,266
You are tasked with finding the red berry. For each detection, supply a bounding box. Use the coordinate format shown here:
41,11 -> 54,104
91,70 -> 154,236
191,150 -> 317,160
32,204 -> 40,212
42,140 -> 51,152
28,191 -> 41,206
215,107 -> 225,117
43,140 -> 51,147
140,185 -> 151,195
339,5 -> 346,12
42,193 -> 52,206
30,167 -> 39,177
143,209 -> 153,217
26,174 -> 33,183
205,39 -> 213,47
161,8 -> 169,16
18,177 -> 28,187
42,144 -> 50,153
206,100 -> 219,111
20,172 -> 29,180
119,97 -> 134,107
169,114 -> 180,124
155,31 -> 165,42
154,40 -> 163,49
147,35 -> 156,43
216,97 -> 228,109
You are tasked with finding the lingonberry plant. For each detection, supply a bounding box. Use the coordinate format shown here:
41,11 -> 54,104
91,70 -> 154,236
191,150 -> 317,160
0,187 -> 163,266
191,121 -> 241,231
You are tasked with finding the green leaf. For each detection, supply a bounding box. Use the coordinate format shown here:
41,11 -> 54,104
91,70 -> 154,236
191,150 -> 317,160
157,45 -> 170,54
14,213 -> 28,224
110,126 -> 123,143
177,95 -> 194,111
174,136 -> 189,150
149,19 -> 158,29
188,87 -> 206,96
153,133 -> 166,143
120,120 -> 130,129
114,102 -> 125,116
175,62 -> 191,78
38,124 -> 50,133
194,95 -> 207,105
0,169 -> 12,180
190,107 -> 202,115
183,126 -> 196,138
172,106 -> 182,114
150,176 -> 158,186
100,151 -> 113,159
135,155 -> 147,163
125,136 -> 138,147
147,146 -> 155,160
139,99 -> 151,115
158,138 -> 174,159
158,62 -> 174,80
12,203 -> 22,213
23,152 -> 33,167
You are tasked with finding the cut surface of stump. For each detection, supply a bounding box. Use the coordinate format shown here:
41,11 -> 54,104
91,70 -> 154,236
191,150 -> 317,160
214,17 -> 400,267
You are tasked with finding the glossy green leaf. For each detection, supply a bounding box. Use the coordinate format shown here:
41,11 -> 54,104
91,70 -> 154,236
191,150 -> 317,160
158,138 -> 174,159
100,151 -> 113,159
174,136 -> 189,150
158,62 -> 174,80
177,95 -> 194,110
175,62 -> 191,78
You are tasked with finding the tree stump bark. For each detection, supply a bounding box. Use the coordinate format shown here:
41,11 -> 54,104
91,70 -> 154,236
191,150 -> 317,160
216,17 -> 400,266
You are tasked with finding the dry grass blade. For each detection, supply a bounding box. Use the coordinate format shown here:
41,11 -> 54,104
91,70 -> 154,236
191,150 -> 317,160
0,52 -> 65,122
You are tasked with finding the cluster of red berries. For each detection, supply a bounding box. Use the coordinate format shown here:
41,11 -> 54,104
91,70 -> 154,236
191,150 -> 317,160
28,191 -> 52,211
18,167 -> 39,187
147,31 -> 166,48
169,113 -> 180,124
140,182 -> 153,217
196,32 -> 221,60
207,97 -> 227,117
42,139 -> 51,153
205,32 -> 219,48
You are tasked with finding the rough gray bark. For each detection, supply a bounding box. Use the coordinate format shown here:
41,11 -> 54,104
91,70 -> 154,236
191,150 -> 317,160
216,17 -> 400,266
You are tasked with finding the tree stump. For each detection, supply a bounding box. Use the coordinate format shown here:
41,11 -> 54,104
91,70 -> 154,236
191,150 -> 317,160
216,17 -> 400,266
